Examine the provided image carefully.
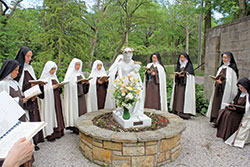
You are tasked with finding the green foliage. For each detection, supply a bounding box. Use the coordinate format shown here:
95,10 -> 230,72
167,80 -> 173,112
195,84 -> 209,115
165,65 -> 175,75
37,0 -> 90,81
0,0 -> 245,81
139,65 -> 146,82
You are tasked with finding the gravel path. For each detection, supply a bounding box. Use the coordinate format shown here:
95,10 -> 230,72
33,116 -> 250,167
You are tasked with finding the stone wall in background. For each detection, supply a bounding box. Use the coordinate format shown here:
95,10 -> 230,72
204,15 -> 250,100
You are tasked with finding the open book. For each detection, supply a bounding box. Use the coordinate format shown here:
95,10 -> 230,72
99,76 -> 109,82
29,80 -> 47,85
223,103 -> 245,109
146,64 -> 154,72
175,71 -> 186,75
209,75 -> 217,81
0,91 -> 47,159
76,77 -> 93,83
57,80 -> 70,87
23,85 -> 41,100
209,74 -> 226,81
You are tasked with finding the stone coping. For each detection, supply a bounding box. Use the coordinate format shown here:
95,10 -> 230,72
76,108 -> 186,143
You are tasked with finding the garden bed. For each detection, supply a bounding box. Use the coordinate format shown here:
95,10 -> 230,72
92,112 -> 169,132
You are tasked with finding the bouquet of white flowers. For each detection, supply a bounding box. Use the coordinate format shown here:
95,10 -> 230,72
113,74 -> 141,119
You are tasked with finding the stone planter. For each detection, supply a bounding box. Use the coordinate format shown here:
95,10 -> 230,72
76,109 -> 186,167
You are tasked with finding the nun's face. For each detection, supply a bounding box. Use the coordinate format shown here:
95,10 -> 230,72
75,62 -> 81,71
25,51 -> 32,64
180,55 -> 186,63
238,84 -> 247,93
223,54 -> 229,63
11,66 -> 19,79
49,67 -> 56,75
152,55 -> 158,63
97,64 -> 102,71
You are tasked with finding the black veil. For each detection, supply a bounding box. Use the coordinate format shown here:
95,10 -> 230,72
15,46 -> 31,82
175,52 -> 195,75
0,59 -> 20,81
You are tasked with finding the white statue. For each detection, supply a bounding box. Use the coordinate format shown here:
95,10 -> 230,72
117,48 -> 144,118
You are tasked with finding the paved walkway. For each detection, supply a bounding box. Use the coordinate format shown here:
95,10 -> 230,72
33,116 -> 250,167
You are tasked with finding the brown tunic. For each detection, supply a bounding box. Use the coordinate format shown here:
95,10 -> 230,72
22,71 -> 44,145
67,76 -> 90,134
46,80 -> 65,141
172,68 -> 190,119
216,96 -> 246,141
210,68 -> 227,123
77,76 -> 89,116
144,67 -> 161,110
9,87 -> 26,121
96,77 -> 108,110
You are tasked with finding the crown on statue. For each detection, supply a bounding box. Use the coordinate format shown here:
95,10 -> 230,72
121,47 -> 134,53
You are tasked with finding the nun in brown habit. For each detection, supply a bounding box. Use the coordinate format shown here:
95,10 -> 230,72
207,51 -> 238,126
170,53 -> 196,119
86,60 -> 109,112
0,59 -> 27,120
144,52 -> 168,111
15,46 -> 45,150
39,61 -> 65,142
216,78 -> 249,141
0,59 -> 33,167
64,58 -> 89,134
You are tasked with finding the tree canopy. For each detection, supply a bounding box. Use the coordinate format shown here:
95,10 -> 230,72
0,0 -> 249,80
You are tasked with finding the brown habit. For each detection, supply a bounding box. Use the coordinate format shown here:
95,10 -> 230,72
67,76 -> 89,134
22,71 -> 44,145
144,67 -> 161,110
172,67 -> 190,119
210,68 -> 227,123
96,77 -> 108,110
9,87 -> 26,121
46,80 -> 65,141
77,76 -> 89,116
216,96 -> 246,141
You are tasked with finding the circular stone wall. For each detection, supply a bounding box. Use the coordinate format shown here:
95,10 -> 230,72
76,109 -> 186,167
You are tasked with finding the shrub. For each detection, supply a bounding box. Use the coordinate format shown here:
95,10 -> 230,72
195,84 -> 209,115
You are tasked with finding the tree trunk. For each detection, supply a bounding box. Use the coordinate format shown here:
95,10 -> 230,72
89,0 -> 101,66
0,2 -> 2,16
125,16 -> 130,47
185,25 -> 189,54
90,27 -> 99,58
113,34 -> 126,61
238,0 -> 246,18
198,0 -> 203,71
125,30 -> 129,47
203,0 -> 211,69
144,33 -> 150,48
